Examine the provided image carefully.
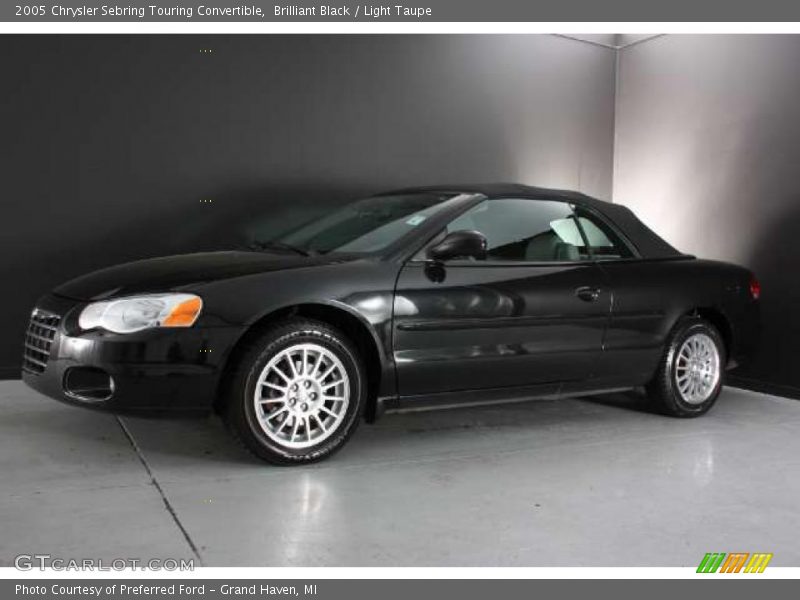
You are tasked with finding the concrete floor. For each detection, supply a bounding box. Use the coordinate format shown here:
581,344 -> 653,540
1,380 -> 799,567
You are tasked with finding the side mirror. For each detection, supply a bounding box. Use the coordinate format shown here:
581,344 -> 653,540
428,230 -> 488,262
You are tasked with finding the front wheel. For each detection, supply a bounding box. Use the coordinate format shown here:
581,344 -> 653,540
646,317 -> 725,417
224,319 -> 366,465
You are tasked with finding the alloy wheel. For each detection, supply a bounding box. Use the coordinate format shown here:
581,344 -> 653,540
253,343 -> 350,449
674,332 -> 721,405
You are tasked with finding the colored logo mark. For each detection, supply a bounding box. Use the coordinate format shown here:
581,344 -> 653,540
697,552 -> 773,573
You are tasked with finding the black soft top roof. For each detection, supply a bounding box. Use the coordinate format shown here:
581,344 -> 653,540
387,183 -> 682,259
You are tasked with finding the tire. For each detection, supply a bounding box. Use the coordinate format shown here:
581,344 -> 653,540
646,316 -> 726,417
223,318 -> 366,465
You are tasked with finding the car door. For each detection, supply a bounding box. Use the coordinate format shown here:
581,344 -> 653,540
393,198 -> 611,397
571,206 -> 678,387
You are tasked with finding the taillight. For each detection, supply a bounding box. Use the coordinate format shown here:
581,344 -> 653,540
749,275 -> 761,300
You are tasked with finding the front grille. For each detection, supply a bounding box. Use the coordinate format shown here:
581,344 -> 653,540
23,309 -> 61,374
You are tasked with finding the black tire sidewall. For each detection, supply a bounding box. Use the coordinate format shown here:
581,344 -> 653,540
232,321 -> 365,464
662,320 -> 725,415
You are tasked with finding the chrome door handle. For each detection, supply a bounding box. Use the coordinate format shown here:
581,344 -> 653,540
575,286 -> 601,302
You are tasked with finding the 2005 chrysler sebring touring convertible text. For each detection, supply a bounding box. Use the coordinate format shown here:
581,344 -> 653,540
22,184 -> 760,464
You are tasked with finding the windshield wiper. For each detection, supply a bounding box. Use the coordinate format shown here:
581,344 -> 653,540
247,240 -> 316,257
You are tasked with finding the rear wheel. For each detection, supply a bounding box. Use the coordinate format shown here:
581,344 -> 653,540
646,317 -> 725,417
224,319 -> 366,465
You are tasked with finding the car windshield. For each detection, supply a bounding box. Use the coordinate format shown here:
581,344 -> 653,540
268,193 -> 457,255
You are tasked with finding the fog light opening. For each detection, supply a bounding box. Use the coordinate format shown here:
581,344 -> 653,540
63,367 -> 115,402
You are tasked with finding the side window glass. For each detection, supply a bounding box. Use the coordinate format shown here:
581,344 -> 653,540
445,199 -> 589,262
576,212 -> 635,260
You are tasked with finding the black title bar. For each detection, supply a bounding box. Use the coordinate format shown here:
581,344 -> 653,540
6,0 -> 800,22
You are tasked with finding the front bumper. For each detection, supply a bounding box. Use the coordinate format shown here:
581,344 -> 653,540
21,294 -> 241,415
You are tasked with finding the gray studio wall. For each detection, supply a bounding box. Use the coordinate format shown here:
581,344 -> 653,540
0,35 -> 615,376
614,35 -> 800,395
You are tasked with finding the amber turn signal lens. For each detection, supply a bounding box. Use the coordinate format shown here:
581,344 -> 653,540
162,297 -> 203,327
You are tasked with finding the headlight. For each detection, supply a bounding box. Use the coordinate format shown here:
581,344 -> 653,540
78,294 -> 203,334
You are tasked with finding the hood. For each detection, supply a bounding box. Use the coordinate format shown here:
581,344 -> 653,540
54,250 -> 345,301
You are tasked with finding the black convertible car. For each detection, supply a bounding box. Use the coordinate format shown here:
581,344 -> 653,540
22,184 -> 759,464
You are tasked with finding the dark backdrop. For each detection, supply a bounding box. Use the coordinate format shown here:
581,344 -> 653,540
614,35 -> 800,397
0,34 -> 615,376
